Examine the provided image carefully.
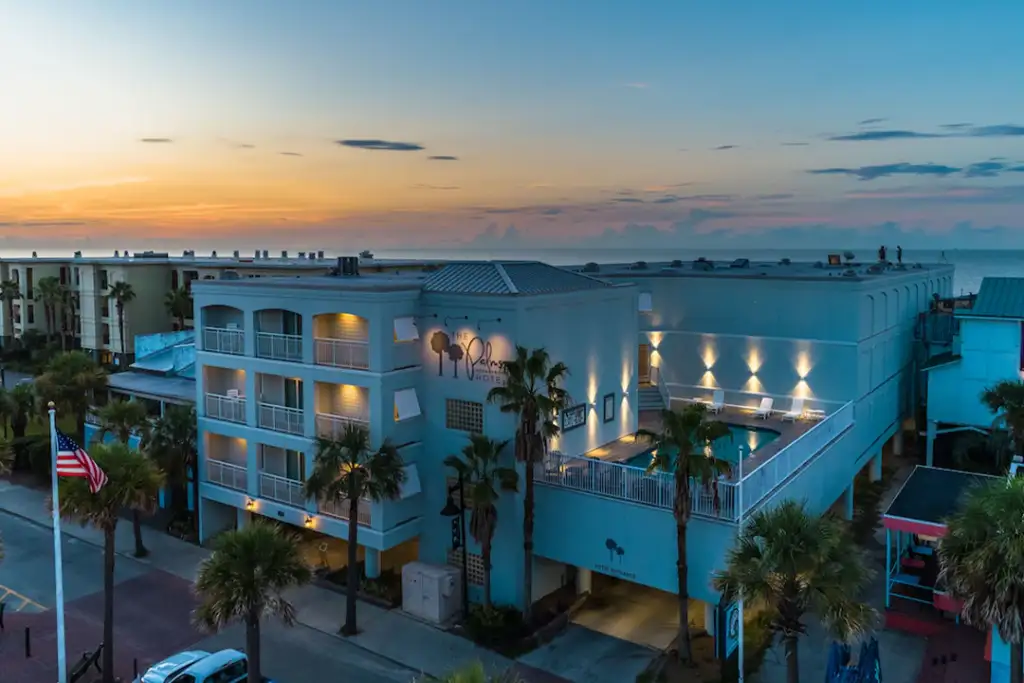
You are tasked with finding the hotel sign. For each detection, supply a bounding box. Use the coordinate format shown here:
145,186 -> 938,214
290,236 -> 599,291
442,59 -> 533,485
429,330 -> 508,384
561,404 -> 587,432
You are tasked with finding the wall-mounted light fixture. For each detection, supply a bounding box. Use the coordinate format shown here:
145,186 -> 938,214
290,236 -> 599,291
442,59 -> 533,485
443,315 -> 469,327
304,515 -> 315,528
245,499 -> 255,511
477,317 -> 502,331
415,313 -> 439,320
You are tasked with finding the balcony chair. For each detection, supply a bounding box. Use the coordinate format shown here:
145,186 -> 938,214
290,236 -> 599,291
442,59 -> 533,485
780,397 -> 805,422
753,397 -> 774,419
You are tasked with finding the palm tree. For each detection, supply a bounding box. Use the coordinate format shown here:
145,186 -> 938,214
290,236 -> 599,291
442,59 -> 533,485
164,286 -> 193,330
304,424 -> 405,635
35,351 -> 108,439
34,276 -> 65,345
486,346 -> 570,617
0,279 -> 21,346
145,405 -> 198,531
194,521 -> 312,683
444,434 -> 519,607
636,403 -> 731,662
940,476 -> 1024,683
97,399 -> 153,557
713,500 -> 876,683
8,382 -> 36,439
427,662 -> 524,683
981,380 -> 1024,456
56,442 -> 164,683
108,282 -> 136,364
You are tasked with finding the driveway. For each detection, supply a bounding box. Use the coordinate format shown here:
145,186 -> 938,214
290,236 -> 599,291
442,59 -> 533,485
518,624 -> 657,683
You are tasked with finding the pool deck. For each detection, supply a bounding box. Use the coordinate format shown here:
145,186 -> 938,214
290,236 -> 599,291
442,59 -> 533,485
581,402 -> 819,477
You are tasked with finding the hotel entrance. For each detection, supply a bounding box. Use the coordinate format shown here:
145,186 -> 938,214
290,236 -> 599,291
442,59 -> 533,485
638,344 -> 651,385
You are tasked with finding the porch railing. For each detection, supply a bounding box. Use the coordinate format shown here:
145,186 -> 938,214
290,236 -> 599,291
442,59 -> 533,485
207,459 -> 247,491
259,472 -> 306,507
205,393 -> 247,424
314,337 -> 370,370
256,331 -> 303,362
315,412 -> 369,438
258,402 -> 305,435
319,496 -> 372,526
203,327 -> 245,355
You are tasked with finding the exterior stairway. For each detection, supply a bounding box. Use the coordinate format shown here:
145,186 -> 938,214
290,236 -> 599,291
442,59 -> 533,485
638,384 -> 666,412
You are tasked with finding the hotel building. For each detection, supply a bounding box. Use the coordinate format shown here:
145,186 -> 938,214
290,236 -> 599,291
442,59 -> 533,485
190,255 -> 952,652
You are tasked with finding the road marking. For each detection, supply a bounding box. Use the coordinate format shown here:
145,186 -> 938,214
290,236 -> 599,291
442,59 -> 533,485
0,584 -> 46,611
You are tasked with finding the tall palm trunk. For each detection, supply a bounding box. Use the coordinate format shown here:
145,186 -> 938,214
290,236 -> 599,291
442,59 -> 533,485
1010,640 -> 1023,683
342,491 -> 360,636
673,470 -> 693,663
522,445 -> 535,618
102,527 -> 116,683
784,634 -> 800,683
116,302 -> 126,364
246,610 -> 262,683
482,532 -> 493,608
132,510 -> 148,557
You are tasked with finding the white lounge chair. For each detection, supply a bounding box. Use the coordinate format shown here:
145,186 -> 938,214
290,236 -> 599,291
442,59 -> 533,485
708,389 -> 725,414
781,398 -> 805,422
753,397 -> 774,419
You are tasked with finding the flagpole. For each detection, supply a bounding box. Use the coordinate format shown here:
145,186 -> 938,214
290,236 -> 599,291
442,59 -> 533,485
737,444 -> 744,683
49,403 -> 68,683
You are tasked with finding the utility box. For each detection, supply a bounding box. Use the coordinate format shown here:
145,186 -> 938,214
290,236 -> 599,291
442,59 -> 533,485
401,562 -> 462,624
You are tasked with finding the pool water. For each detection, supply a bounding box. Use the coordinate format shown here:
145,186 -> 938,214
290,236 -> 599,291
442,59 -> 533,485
625,425 -> 779,470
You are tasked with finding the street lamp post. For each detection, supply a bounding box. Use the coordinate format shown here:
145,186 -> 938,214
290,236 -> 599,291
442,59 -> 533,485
440,471 -> 470,617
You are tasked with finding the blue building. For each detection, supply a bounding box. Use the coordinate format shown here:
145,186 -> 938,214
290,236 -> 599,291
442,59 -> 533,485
191,256 -> 951,650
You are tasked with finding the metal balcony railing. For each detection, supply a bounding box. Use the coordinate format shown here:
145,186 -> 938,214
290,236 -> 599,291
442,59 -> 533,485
315,412 -> 369,439
259,472 -> 307,507
207,459 -> 247,491
314,338 -> 370,370
258,402 -> 305,435
205,393 -> 247,424
256,332 -> 303,362
319,497 -> 372,526
203,327 -> 245,355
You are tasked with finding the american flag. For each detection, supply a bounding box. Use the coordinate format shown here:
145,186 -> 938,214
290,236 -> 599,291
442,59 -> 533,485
55,430 -> 107,493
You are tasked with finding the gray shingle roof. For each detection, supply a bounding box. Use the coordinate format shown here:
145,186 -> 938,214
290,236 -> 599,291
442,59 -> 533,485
421,261 -> 610,296
962,277 -> 1024,319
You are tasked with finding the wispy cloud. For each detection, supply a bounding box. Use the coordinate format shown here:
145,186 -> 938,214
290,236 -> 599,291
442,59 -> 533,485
140,138 -> 173,144
829,130 -> 941,141
941,123 -> 972,129
829,122 -> 1024,142
858,118 -> 887,125
279,151 -> 303,157
755,193 -> 795,201
0,220 -> 88,227
412,184 -> 460,191
713,144 -> 738,150
612,197 -> 645,203
781,142 -> 810,147
652,193 -> 735,204
809,162 -> 960,180
427,155 -> 458,161
0,177 -> 150,198
337,139 -> 425,151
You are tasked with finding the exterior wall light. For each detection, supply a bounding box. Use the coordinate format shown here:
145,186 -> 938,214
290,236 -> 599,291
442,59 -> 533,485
245,498 -> 255,511
304,515 -> 315,528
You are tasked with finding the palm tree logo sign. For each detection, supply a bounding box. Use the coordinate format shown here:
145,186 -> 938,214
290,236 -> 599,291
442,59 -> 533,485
605,538 -> 625,564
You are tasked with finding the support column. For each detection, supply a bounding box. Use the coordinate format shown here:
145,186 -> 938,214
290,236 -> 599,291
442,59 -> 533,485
893,428 -> 904,457
576,568 -> 593,595
704,602 -> 715,634
365,548 -> 381,579
870,451 -> 882,482
926,420 -> 937,467
844,483 -> 854,521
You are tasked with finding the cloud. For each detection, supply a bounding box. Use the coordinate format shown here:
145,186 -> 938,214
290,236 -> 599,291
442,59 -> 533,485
858,118 -> 887,125
754,193 -> 795,201
612,197 -> 645,203
941,123 -> 972,129
828,122 -> 1024,142
713,144 -> 738,150
337,139 -> 425,151
236,143 -> 255,149
970,124 -> 1024,137
0,220 -> 88,227
427,155 -> 458,161
412,184 -> 460,191
279,151 -> 303,157
829,130 -> 941,141
140,138 -> 173,143
540,208 -> 562,215
653,193 -> 735,204
781,142 -> 810,147
963,161 -> 1007,178
809,162 -> 961,180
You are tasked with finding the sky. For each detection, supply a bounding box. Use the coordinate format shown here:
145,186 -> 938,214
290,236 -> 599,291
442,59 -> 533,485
3,0 -> 1024,252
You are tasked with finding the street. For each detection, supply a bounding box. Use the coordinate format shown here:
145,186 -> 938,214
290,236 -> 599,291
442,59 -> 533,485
0,511 -> 417,683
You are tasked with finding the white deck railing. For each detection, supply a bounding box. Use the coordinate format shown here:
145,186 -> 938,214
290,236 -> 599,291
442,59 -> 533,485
205,393 -> 247,424
538,400 -> 854,521
259,472 -> 307,507
319,496 -> 372,526
207,459 -> 247,491
258,402 -> 305,435
315,412 -> 369,438
256,331 -> 303,362
203,327 -> 245,355
314,337 -> 370,370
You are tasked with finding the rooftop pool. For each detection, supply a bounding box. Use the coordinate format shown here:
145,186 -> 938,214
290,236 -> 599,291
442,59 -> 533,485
625,424 -> 779,470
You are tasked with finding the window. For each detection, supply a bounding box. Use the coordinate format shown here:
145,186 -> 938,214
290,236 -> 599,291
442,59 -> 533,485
101,300 -> 110,318
603,393 -> 616,423
447,548 -> 485,586
26,267 -> 33,299
98,269 -> 108,290
445,399 -> 483,433
393,316 -> 419,342
59,267 -> 67,285
638,292 -> 653,312
73,267 -> 80,286
183,270 -> 199,291
209,659 -> 247,683
26,305 -> 34,324
102,323 -> 110,345
394,388 -> 421,421
171,270 -> 179,290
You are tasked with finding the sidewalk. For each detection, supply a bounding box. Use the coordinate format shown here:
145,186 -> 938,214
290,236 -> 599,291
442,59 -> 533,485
0,479 -> 512,680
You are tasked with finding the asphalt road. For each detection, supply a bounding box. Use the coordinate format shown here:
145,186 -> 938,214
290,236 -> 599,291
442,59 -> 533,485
0,512 -> 417,683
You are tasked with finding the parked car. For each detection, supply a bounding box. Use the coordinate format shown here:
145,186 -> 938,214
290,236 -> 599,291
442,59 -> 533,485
135,649 -> 273,683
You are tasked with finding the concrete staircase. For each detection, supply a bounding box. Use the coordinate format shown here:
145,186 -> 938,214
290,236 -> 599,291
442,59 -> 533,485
638,385 -> 666,412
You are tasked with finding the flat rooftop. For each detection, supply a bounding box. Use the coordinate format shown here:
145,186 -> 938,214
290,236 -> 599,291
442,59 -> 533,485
569,258 -> 952,282
107,371 -> 196,404
0,253 -> 444,270
885,466 -> 998,526
192,271 -> 430,293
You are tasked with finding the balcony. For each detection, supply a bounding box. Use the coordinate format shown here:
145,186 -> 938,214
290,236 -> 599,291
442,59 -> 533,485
207,459 -> 247,491
205,392 -> 247,424
314,338 -> 369,370
259,472 -> 307,507
258,402 -> 305,435
256,331 -> 303,362
320,497 -> 372,526
204,327 -> 245,355
315,412 -> 369,438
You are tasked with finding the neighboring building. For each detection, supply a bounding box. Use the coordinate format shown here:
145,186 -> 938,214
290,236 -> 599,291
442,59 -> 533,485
191,255 -> 952,653
0,251 -> 439,362
924,276 -> 1024,465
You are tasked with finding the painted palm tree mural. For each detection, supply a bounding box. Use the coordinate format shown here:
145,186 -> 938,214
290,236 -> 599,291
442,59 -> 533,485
604,538 -> 626,564
431,331 -> 450,375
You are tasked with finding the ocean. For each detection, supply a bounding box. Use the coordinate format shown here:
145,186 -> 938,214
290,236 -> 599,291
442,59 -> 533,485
371,247 -> 1022,296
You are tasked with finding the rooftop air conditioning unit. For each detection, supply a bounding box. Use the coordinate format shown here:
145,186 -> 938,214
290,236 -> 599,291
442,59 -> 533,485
670,259 -> 683,267
779,258 -> 791,265
298,252 -> 306,259
337,256 -> 360,276
693,259 -> 715,271
233,250 -> 240,258
262,250 -> 269,259
211,250 -> 217,258
317,251 -> 325,259
114,251 -> 120,257
582,262 -> 600,273
281,251 -> 288,258
730,258 -> 750,269
31,251 -> 37,258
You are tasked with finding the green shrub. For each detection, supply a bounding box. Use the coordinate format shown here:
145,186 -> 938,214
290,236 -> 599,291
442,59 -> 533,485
464,604 -> 528,648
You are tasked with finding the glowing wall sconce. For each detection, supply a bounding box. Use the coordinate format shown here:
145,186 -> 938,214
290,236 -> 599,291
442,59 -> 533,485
304,515 -> 315,528
795,351 -> 812,380
245,498 -> 255,511
701,346 -> 717,370
747,349 -> 763,375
